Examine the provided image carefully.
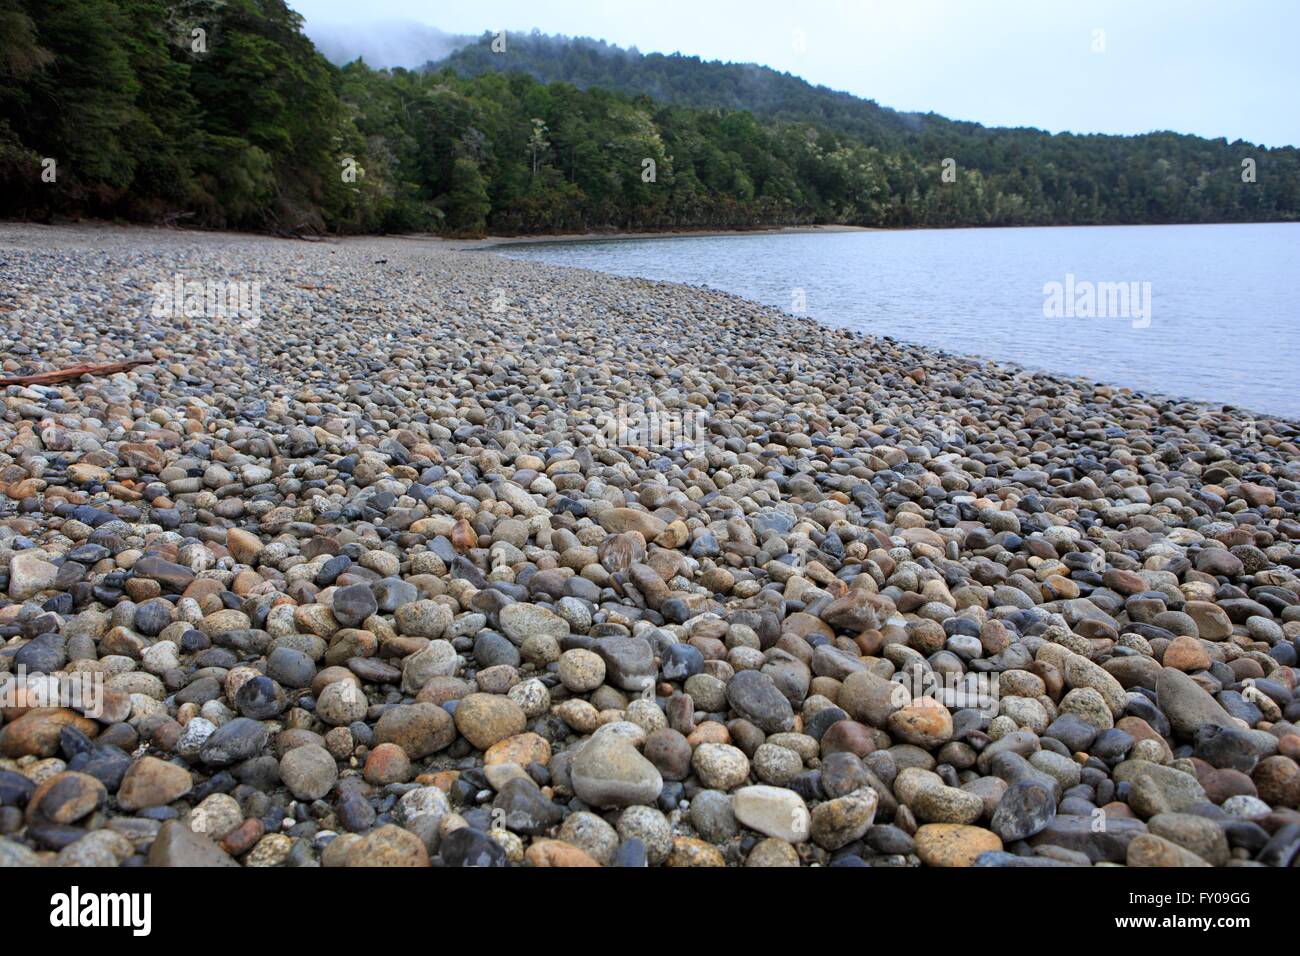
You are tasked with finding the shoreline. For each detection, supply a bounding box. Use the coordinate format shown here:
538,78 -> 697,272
464,223 -> 876,249
2,221 -> 1295,426
464,218 -> 1300,250
9,215 -> 1294,253
477,230 -> 1300,427
413,217 -> 1300,252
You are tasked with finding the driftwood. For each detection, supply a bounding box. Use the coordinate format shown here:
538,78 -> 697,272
0,358 -> 153,386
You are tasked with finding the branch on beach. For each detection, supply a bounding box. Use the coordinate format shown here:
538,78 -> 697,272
0,359 -> 153,387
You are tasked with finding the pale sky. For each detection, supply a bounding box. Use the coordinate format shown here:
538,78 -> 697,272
291,0 -> 1300,147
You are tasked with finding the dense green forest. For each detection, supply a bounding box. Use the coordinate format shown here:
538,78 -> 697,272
1,2 -> 1297,235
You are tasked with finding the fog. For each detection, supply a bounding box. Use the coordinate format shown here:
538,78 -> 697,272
305,19 -> 470,68
289,0 -> 1300,146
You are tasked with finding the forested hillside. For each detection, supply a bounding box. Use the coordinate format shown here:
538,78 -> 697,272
433,31 -> 1300,226
433,31 -> 936,145
1,4 -> 1296,235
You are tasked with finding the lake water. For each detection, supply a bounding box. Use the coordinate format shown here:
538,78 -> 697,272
499,223 -> 1300,419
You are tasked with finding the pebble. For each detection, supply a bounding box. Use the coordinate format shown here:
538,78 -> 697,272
315,680 -> 368,726
726,671 -> 795,734
493,777 -> 563,835
914,824 -> 1004,867
454,694 -> 527,751
691,743 -> 751,791
732,785 -> 811,843
558,811 -> 620,865
991,779 -> 1057,841
26,772 -> 106,825
1156,667 -> 1235,738
279,745 -> 338,801
56,829 -> 135,867
8,552 -> 57,600
332,583 -> 378,628
147,819 -> 239,867
747,837 -> 802,866
810,787 -> 879,849
1119,761 -> 1208,817
1127,833 -> 1212,867
345,824 -> 430,867
571,736 -> 663,809
616,805 -> 673,864
500,603 -> 570,642
665,836 -> 726,867
558,649 -> 606,693
187,793 -> 243,841
117,756 -> 193,811
524,838 -> 600,867
199,718 -> 269,766
690,789 -> 739,843
440,827 -> 508,867
373,703 -> 456,759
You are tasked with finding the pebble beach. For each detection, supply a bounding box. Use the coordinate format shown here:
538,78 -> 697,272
1,222 -> 1299,868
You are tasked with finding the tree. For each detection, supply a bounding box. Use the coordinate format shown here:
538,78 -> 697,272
528,118 -> 549,176
444,157 -> 490,234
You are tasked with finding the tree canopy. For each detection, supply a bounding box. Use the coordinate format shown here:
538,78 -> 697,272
2,8 -> 1296,235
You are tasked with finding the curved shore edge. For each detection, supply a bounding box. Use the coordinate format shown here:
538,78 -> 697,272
0,222 -> 1298,869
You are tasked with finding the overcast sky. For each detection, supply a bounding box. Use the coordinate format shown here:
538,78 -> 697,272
291,0 -> 1299,147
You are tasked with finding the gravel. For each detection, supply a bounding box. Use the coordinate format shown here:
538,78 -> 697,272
0,223 -> 1298,867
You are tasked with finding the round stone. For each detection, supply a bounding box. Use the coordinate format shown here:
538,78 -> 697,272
374,703 -> 456,758
454,694 -> 527,751
914,824 -> 1003,867
279,744 -> 338,801
316,679 -> 368,726
117,756 -> 192,811
571,736 -> 663,809
691,743 -> 750,791
558,649 -> 606,693
364,743 -> 413,785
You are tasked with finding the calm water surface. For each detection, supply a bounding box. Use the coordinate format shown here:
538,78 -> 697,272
500,223 -> 1300,419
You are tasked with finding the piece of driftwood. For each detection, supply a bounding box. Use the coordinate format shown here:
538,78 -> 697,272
0,358 -> 153,386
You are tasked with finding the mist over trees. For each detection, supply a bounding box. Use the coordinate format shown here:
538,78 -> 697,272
1,7 -> 1296,235
306,19 -> 469,71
